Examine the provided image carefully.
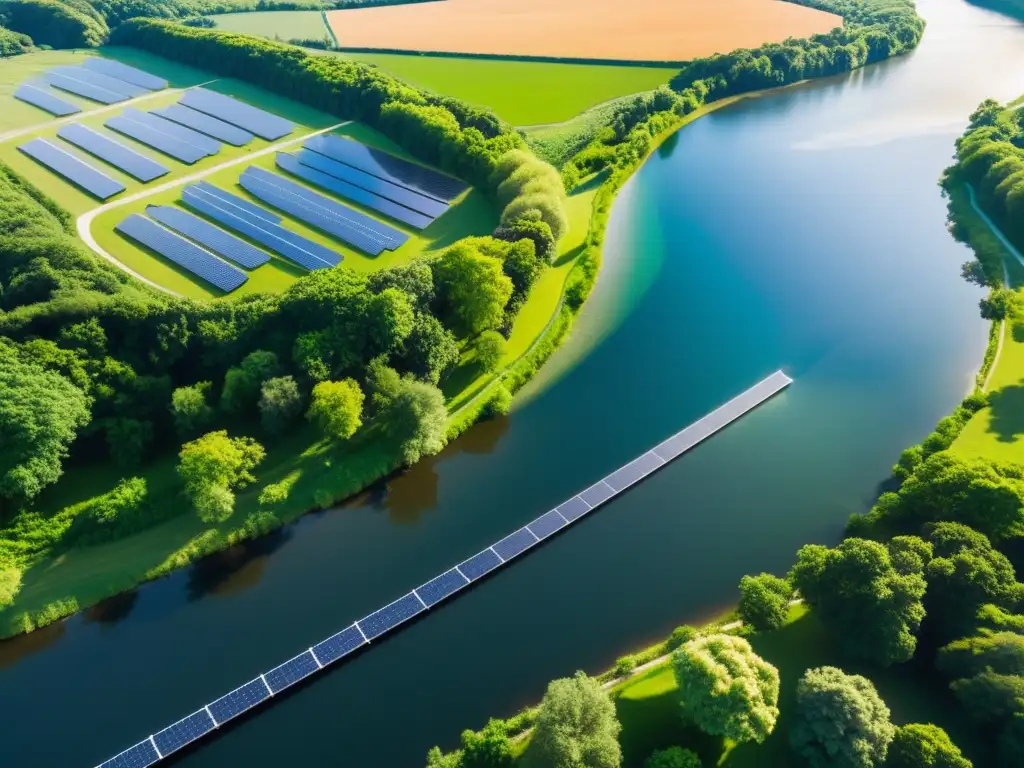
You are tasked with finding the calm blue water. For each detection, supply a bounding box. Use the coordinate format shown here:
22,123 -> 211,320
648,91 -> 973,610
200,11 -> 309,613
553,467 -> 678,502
3,1 -> 1024,766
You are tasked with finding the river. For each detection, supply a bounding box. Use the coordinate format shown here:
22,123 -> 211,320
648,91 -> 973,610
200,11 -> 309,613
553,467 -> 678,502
4,1 -> 1024,766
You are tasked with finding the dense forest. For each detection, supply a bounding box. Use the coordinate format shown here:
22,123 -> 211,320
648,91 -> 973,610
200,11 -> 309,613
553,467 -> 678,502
0,22 -> 32,54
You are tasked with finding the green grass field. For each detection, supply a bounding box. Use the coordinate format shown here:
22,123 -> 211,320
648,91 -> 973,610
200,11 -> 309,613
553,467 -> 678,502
209,9 -> 333,41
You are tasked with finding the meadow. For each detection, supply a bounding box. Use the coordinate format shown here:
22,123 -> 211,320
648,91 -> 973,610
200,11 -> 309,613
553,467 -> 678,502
208,9 -> 333,41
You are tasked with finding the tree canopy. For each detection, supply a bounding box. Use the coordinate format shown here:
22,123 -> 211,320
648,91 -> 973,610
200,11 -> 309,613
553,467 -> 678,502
885,724 -> 971,768
178,430 -> 265,522
737,573 -> 792,631
307,379 -> 365,441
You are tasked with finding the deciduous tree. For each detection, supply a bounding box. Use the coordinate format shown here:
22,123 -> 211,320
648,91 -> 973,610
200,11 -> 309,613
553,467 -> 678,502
434,243 -> 513,336
644,747 -> 701,768
258,376 -> 303,434
381,378 -> 447,464
475,331 -> 506,373
886,724 -> 972,768
307,379 -> 365,441
522,671 -> 621,768
738,573 -> 792,631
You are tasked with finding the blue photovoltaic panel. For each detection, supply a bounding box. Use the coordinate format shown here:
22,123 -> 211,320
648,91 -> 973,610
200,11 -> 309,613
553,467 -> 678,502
122,108 -> 221,156
248,165 -> 407,249
58,124 -> 168,183
415,568 -> 469,608
193,181 -> 280,223
528,509 -> 568,541
154,104 -> 254,146
14,83 -> 80,117
180,88 -> 294,140
556,496 -> 591,523
44,72 -> 126,104
50,66 -> 149,98
292,148 -> 448,218
304,134 -> 467,202
83,58 -> 168,90
152,709 -> 215,757
208,678 -> 271,725
357,592 -> 424,640
276,153 -> 433,231
312,624 -> 365,665
492,527 -> 538,562
115,214 -> 247,292
264,651 -> 319,694
147,205 -> 270,268
18,138 -> 125,200
181,187 -> 336,271
458,548 -> 503,581
105,115 -> 207,164
97,739 -> 160,768
579,480 -> 615,508
605,451 -> 664,492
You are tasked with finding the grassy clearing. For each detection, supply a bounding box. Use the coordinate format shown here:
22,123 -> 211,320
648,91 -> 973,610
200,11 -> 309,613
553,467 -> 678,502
209,10 -> 332,40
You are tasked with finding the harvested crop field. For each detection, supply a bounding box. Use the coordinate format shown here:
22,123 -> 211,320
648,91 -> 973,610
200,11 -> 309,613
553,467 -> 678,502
326,0 -> 843,62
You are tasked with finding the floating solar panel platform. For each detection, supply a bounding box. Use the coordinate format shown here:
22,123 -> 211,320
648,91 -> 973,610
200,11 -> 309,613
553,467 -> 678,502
122,108 -> 221,156
153,104 -> 254,146
14,82 -> 81,117
83,58 -> 168,90
95,371 -> 792,768
58,124 -> 169,183
18,138 -> 125,200
105,115 -> 207,164
276,152 -> 433,231
147,205 -> 270,269
304,134 -> 467,202
180,88 -> 294,140
44,71 -> 127,104
115,214 -> 247,293
152,709 -> 215,758
50,66 -> 150,98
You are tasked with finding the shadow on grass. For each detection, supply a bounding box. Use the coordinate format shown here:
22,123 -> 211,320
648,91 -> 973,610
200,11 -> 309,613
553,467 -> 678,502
984,382 -> 1024,443
571,167 -> 610,196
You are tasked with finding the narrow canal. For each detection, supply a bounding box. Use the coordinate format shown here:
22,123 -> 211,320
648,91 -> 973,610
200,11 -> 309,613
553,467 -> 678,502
4,1 -> 1024,765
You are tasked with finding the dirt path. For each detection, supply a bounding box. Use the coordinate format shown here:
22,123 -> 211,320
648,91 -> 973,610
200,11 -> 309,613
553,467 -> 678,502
75,120 -> 351,296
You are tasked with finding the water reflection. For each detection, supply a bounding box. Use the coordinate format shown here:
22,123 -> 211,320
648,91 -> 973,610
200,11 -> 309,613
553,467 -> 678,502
185,527 -> 292,601
0,620 -> 65,669
84,591 -> 139,628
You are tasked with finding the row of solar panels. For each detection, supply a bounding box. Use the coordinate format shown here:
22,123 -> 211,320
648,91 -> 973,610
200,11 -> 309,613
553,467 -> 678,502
96,370 -> 794,768
13,60 -> 168,117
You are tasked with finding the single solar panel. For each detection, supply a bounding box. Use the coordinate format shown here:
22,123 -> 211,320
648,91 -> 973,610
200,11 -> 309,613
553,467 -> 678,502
154,104 -> 254,146
207,678 -> 270,725
152,709 -> 215,757
147,205 -> 270,269
415,568 -> 469,608
304,134 -> 467,202
527,509 -> 569,541
357,592 -> 424,640
14,83 -> 80,117
83,58 -> 168,90
105,115 -> 207,164
276,153 -> 433,230
122,107 -> 221,156
264,651 -> 319,694
458,548 -> 503,581
193,180 -> 280,224
492,527 -> 538,562
312,624 -> 365,665
97,739 -> 160,768
556,496 -> 591,523
18,138 -> 125,200
579,480 -> 615,508
115,214 -> 247,292
604,451 -> 664,492
58,124 -> 168,183
292,148 -> 448,218
49,65 -> 149,98
44,71 -> 126,104
180,87 -> 294,140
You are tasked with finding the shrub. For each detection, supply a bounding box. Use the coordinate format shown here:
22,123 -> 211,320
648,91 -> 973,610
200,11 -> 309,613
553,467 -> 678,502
482,383 -> 512,418
665,624 -> 699,651
258,482 -> 290,507
66,477 -> 151,545
738,573 -> 792,631
645,747 -> 701,768
259,375 -> 303,434
475,331 -> 506,373
171,381 -> 214,438
0,566 -> 23,608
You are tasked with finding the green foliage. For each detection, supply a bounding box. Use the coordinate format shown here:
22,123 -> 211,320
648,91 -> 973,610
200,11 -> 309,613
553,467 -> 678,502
258,375 -> 303,434
221,349 -> 280,415
171,381 -> 214,438
738,573 -> 792,631
938,632 -> 1024,680
644,747 -> 701,768
0,565 -> 23,608
257,481 -> 289,507
885,724 -> 972,768
459,721 -> 513,768
381,378 -> 447,464
104,418 -> 154,468
2,0 -> 108,48
665,625 -> 699,652
980,287 -> 1021,320
178,430 -> 265,521
522,671 -> 621,768
790,666 -> 896,768
307,379 -> 365,441
949,670 -> 1024,724
481,383 -> 512,418
0,25 -> 34,56
65,477 -> 152,545
193,483 -> 235,523
434,243 -> 514,336
475,331 -> 506,373
672,634 -> 780,744
401,313 -> 459,385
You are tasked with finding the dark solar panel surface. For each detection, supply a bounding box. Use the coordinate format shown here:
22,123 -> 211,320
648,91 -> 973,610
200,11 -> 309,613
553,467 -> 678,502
18,138 -> 125,200
277,153 -> 433,230
152,709 -> 215,757
305,134 -> 467,202
208,678 -> 271,725
58,124 -> 168,182
492,527 -> 538,562
458,548 -> 503,581
50,66 -> 149,98
292,148 -> 448,218
105,116 -> 207,164
115,214 -> 247,292
264,651 -> 319,694
154,104 -> 254,146
605,451 -> 664,492
98,739 -> 160,768
83,58 -> 168,90
416,568 -> 469,608
357,592 -> 424,640
44,72 -> 126,104
312,624 -> 365,665
527,509 -> 568,540
193,181 -> 280,223
123,108 -> 221,155
579,480 -> 615,508
556,496 -> 591,523
180,88 -> 294,140
14,83 -> 80,116
147,205 -> 270,268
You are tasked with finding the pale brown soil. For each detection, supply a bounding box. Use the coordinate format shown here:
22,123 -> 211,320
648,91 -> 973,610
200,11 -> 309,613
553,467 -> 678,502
327,0 -> 842,62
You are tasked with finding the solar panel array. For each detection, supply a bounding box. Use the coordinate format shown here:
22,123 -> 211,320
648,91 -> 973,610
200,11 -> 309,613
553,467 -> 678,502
180,88 -> 294,141
82,58 -> 168,90
95,370 -> 793,768
123,107 -> 221,156
115,214 -> 247,292
18,138 -> 125,200
105,115 -> 207,164
50,66 -> 150,99
44,71 -> 127,104
153,104 -> 254,147
14,82 -> 81,117
58,124 -> 169,183
194,181 -> 280,223
304,134 -> 467,202
276,152 -> 433,231
147,205 -> 270,269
